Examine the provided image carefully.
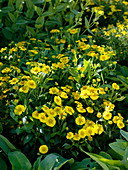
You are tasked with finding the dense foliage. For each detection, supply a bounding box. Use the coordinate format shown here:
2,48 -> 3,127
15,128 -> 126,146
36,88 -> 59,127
0,0 -> 128,169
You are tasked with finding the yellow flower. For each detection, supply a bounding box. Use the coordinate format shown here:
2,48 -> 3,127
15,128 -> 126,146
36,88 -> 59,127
90,95 -> 99,100
54,96 -> 62,106
42,105 -> 49,112
27,80 -> 36,89
65,106 -> 74,115
30,67 -> 41,74
42,65 -> 50,74
72,91 -> 80,100
66,132 -> 74,139
14,105 -> 26,115
103,111 -> 112,120
80,90 -> 89,99
113,116 -> 120,123
60,91 -> 68,99
85,127 -> 95,136
32,111 -> 39,119
67,28 -> 78,34
76,107 -> 86,113
112,83 -> 120,90
75,115 -> 86,125
19,86 -> 29,93
117,120 -> 125,129
50,29 -> 60,33
9,78 -> 19,85
2,67 -> 12,73
47,109 -> 57,117
86,107 -> 94,113
49,87 -> 59,94
60,57 -> 69,64
39,145 -> 48,154
78,129 -> 86,138
45,117 -> 56,127
39,113 -> 46,123
97,112 -> 102,118
73,133 -> 80,141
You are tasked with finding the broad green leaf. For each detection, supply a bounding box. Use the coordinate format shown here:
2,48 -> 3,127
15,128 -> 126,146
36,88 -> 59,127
109,142 -> 128,157
42,11 -> 55,17
99,151 -> 112,160
8,12 -> 16,23
70,158 -> 94,170
83,151 -> 109,170
69,68 -> 81,82
16,19 -> 28,25
33,156 -> 42,170
53,153 -> 74,170
34,6 -> 42,16
55,3 -> 68,12
123,147 -> 128,169
16,0 -> 23,10
26,8 -> 34,19
36,16 -> 44,25
114,96 -> 126,102
0,135 -> 16,154
38,153 -> 58,170
8,151 -> 32,170
35,24 -> 43,29
2,7 -> 14,13
81,149 -> 124,169
0,153 -> 7,170
120,130 -> 128,141
83,59 -> 89,72
25,0 -> 33,9
26,26 -> 36,36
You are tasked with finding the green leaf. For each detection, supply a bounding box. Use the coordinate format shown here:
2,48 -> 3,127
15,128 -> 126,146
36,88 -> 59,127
0,153 -> 7,170
55,3 -> 68,12
61,122 -> 67,132
36,16 -> 44,25
26,8 -> 34,19
109,142 -> 128,157
99,151 -> 112,160
0,123 -> 3,133
83,59 -> 89,72
26,0 -> 33,9
123,147 -> 128,169
23,134 -> 33,145
114,96 -> 126,102
80,148 -> 124,169
70,158 -> 94,170
120,130 -> 128,141
53,153 -> 74,170
85,16 -> 89,28
16,0 -> 23,10
16,19 -> 29,25
8,12 -> 16,23
8,151 -> 32,170
34,6 -> 42,16
42,11 -> 55,17
2,7 -> 14,13
69,68 -> 81,82
38,153 -> 58,170
33,156 -> 42,170
26,26 -> 36,36
0,135 -> 16,154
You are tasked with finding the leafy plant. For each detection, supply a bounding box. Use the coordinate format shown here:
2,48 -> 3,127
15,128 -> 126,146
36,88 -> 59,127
0,134 -> 100,170
81,129 -> 128,170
